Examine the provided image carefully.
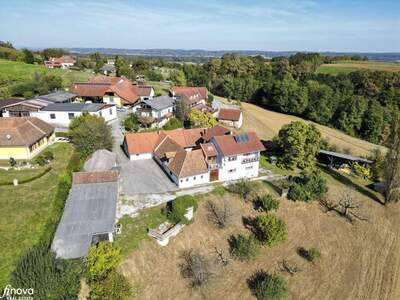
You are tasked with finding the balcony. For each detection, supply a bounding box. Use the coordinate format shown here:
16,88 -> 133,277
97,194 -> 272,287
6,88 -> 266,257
241,157 -> 259,164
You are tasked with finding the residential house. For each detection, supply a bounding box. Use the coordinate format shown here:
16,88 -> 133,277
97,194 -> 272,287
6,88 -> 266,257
71,76 -> 155,107
0,117 -> 55,159
1,91 -> 77,117
31,103 -> 117,128
211,132 -> 265,181
101,64 -> 116,76
217,108 -> 243,128
51,170 -> 118,259
44,55 -> 76,69
123,126 -> 265,188
170,86 -> 208,110
136,96 -> 175,128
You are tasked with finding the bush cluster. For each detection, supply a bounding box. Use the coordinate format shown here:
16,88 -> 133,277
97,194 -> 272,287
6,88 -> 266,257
288,169 -> 327,202
248,270 -> 288,300
230,234 -> 260,260
257,194 -> 279,212
166,195 -> 198,224
253,214 -> 288,246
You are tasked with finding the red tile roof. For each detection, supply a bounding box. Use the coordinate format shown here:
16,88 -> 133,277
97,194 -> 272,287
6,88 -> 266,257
213,132 -> 265,156
73,171 -> 118,184
218,108 -> 242,121
167,149 -> 208,178
202,125 -> 231,142
170,86 -> 208,106
201,143 -> 218,157
0,117 -> 54,147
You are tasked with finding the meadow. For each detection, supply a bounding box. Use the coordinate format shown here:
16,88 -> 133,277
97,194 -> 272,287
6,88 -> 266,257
317,60 -> 400,74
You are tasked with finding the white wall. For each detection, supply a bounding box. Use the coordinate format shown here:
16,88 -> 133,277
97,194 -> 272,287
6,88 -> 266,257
129,153 -> 153,161
171,171 -> 210,189
32,106 -> 116,128
217,152 -> 260,182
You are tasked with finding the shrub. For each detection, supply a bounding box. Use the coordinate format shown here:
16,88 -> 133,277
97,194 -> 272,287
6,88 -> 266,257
297,247 -> 321,263
167,195 -> 198,224
11,244 -> 82,299
230,234 -> 260,261
351,163 -> 371,179
212,185 -> 226,196
43,150 -> 54,161
89,270 -> 132,300
9,157 -> 16,167
253,214 -> 288,246
226,179 -> 256,201
86,242 -> 122,282
248,270 -> 288,300
124,113 -> 140,132
163,117 -> 183,130
35,155 -> 47,166
257,194 -> 279,212
180,249 -> 212,288
288,169 -> 327,202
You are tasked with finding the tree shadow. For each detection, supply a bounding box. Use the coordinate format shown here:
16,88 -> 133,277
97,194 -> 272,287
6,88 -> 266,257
247,269 -> 269,296
319,165 -> 384,205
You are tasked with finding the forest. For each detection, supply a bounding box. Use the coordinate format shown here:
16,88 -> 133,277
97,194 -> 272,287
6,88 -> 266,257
180,53 -> 400,145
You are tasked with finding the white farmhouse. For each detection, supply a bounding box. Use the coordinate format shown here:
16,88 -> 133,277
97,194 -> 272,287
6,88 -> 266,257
32,103 -> 117,128
123,127 -> 265,188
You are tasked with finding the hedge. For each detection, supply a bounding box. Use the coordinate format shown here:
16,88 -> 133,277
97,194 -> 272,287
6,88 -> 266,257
0,166 -> 52,186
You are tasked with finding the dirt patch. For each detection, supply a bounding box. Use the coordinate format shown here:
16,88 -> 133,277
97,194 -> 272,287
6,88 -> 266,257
120,181 -> 400,300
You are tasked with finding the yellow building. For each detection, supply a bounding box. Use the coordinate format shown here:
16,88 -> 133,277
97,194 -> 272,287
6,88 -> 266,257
0,117 -> 55,160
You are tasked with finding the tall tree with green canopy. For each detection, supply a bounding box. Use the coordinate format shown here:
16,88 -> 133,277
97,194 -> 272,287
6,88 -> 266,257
384,114 -> 400,204
187,109 -> 217,128
170,69 -> 187,86
69,113 -> 113,158
276,121 -> 322,169
305,80 -> 335,125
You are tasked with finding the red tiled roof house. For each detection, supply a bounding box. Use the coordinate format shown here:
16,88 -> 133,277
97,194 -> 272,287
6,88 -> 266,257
217,108 -> 243,128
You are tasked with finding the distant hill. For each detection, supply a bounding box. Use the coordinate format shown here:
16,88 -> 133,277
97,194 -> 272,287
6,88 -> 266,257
64,48 -> 400,62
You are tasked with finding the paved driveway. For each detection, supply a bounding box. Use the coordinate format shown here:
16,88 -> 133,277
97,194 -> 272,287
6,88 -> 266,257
119,159 -> 177,195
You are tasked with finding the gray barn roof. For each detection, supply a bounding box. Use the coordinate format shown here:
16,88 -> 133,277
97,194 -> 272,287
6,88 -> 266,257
42,103 -> 109,112
84,149 -> 118,172
319,150 -> 373,164
51,180 -> 118,259
142,96 -> 175,111
35,91 -> 77,103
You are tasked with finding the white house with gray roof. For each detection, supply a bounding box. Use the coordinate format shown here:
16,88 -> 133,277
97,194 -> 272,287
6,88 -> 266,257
32,103 -> 117,128
136,96 -> 175,127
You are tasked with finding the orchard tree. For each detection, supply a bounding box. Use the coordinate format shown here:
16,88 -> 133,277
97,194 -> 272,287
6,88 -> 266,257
276,121 -> 322,169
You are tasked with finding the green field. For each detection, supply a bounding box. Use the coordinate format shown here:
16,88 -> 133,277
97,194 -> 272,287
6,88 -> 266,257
0,59 -> 93,89
0,143 -> 73,287
317,60 -> 400,74
146,80 -> 171,95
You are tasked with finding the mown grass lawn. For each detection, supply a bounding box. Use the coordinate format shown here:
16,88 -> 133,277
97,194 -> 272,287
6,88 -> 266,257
0,143 -> 73,287
0,59 -> 92,89
0,166 -> 49,184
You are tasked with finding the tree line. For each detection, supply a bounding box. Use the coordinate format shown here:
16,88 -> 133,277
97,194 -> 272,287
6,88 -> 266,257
178,53 -> 399,145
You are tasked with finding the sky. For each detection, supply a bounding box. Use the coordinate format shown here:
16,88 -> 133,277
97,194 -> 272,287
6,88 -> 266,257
0,0 -> 399,52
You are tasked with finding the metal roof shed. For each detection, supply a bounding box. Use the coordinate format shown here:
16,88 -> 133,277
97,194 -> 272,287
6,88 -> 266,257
51,171 -> 118,259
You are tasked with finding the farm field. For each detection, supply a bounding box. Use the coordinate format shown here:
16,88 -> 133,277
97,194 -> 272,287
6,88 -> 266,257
317,60 -> 400,74
0,143 -> 73,287
218,97 -> 386,157
119,178 -> 400,300
0,59 -> 93,89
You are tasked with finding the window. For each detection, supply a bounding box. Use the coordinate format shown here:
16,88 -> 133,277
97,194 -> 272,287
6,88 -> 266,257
109,108 -> 113,115
193,176 -> 196,180
228,168 -> 236,173
186,178 -> 189,182
99,111 -> 102,117
50,113 -> 56,119
180,180 -> 183,183
228,156 -> 237,161
245,166 -> 253,170
201,175 -> 203,179
68,113 -> 75,120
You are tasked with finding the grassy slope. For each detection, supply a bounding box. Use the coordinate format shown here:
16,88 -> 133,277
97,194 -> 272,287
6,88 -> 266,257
228,98 -> 386,157
0,59 -> 93,88
0,143 -> 73,286
317,60 -> 400,74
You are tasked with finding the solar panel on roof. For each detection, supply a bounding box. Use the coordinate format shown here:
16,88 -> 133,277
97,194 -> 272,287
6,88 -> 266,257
235,133 -> 249,144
